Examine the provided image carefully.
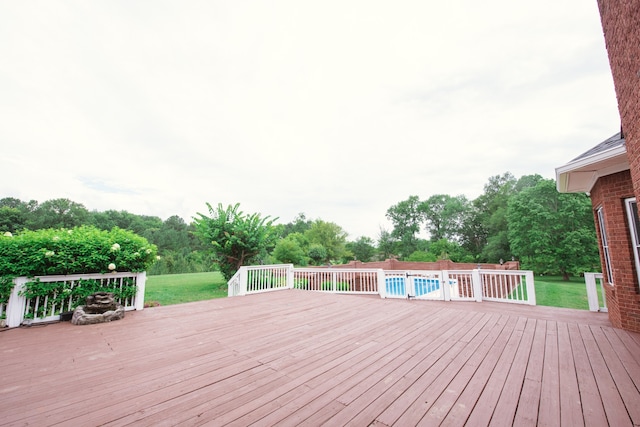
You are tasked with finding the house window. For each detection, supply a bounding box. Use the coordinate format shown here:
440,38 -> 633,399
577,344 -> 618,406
597,207 -> 614,284
625,198 -> 640,288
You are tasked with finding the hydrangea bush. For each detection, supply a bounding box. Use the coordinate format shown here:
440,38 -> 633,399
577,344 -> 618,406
0,226 -> 157,276
0,226 -> 158,306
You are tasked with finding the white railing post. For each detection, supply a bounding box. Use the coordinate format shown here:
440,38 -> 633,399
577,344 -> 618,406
238,267 -> 248,296
598,274 -> 608,312
378,269 -> 387,298
287,264 -> 295,290
585,273 -> 600,312
525,271 -> 536,305
472,269 -> 482,302
442,270 -> 452,301
7,277 -> 27,328
134,272 -> 146,311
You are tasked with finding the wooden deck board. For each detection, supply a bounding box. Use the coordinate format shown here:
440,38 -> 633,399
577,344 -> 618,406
557,322 -> 584,427
1,289 -> 638,426
568,322 -> 609,427
579,324 -> 633,426
538,320 -> 560,427
513,319 -> 546,427
453,315 -> 525,426
397,314 -> 507,426
488,317 -> 537,426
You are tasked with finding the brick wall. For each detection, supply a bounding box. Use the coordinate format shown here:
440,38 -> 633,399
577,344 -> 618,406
333,259 -> 520,271
590,170 -> 639,330
597,0 -> 640,196
596,0 -> 640,332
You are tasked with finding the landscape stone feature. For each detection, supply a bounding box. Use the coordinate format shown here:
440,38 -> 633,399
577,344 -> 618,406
71,292 -> 125,325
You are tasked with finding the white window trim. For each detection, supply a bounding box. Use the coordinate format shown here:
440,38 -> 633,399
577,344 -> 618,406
597,206 -> 614,285
625,198 -> 640,289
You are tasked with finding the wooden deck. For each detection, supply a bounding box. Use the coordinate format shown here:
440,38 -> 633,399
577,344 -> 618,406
1,290 -> 639,426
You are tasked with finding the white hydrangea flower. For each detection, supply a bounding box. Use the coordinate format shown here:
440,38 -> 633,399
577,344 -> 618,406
108,263 -> 116,271
145,248 -> 152,254
3,231 -> 12,237
111,243 -> 121,251
156,256 -> 161,260
45,251 -> 55,257
52,235 -> 60,241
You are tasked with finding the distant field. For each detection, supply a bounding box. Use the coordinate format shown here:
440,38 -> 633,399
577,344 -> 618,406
145,271 -> 227,306
533,275 -> 595,310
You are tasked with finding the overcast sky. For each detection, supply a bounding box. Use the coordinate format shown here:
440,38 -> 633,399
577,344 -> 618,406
0,0 -> 620,239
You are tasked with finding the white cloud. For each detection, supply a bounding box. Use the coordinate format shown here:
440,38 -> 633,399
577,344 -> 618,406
0,0 -> 619,239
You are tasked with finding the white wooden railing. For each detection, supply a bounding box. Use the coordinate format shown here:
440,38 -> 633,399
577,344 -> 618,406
585,272 -> 607,312
229,264 -> 536,305
479,269 -> 536,305
293,268 -> 383,294
3,272 -> 146,328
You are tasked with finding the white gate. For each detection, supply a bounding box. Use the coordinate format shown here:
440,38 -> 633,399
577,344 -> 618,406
383,271 -> 446,300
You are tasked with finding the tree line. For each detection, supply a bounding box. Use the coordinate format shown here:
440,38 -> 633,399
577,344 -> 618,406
381,173 -> 599,279
0,171 -> 600,279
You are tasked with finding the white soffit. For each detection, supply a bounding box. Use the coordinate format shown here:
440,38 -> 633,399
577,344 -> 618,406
556,145 -> 628,193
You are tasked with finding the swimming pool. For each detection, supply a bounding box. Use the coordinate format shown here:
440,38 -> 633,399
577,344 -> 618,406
384,275 -> 442,298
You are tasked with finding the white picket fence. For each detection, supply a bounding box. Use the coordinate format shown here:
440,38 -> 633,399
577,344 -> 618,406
2,272 -> 146,328
228,264 -> 536,305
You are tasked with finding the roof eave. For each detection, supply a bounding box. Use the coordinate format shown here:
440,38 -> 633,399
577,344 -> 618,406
556,145 -> 629,193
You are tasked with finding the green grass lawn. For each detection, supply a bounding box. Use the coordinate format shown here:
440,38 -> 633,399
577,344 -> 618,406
533,275 -> 596,310
144,271 -> 227,306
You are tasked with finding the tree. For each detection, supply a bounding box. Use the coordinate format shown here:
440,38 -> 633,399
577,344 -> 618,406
346,236 -> 376,262
0,197 -> 38,212
407,250 -> 437,262
386,195 -> 424,258
272,234 -> 308,265
153,215 -> 192,253
420,194 -> 469,242
377,227 -> 396,260
304,220 -> 348,263
471,173 -> 517,262
507,179 -> 600,280
307,244 -> 328,265
459,204 -> 485,260
31,198 -> 89,229
193,203 -> 278,280
426,238 -> 473,262
0,206 -> 27,232
281,213 -> 312,237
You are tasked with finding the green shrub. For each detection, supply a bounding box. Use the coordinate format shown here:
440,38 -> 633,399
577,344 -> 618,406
0,226 -> 157,277
321,281 -> 351,291
294,278 -> 309,289
0,276 -> 13,305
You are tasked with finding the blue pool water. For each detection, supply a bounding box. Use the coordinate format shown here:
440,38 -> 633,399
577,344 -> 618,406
385,277 -> 441,297
413,278 -> 440,296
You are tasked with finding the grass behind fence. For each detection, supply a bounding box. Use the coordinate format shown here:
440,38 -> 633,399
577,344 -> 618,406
145,271 -> 227,306
534,275 -> 594,310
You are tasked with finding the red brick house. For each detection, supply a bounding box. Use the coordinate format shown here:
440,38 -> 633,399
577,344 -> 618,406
556,1 -> 639,332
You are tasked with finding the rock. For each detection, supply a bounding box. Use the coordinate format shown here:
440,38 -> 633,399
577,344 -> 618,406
71,304 -> 125,325
71,292 -> 125,325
